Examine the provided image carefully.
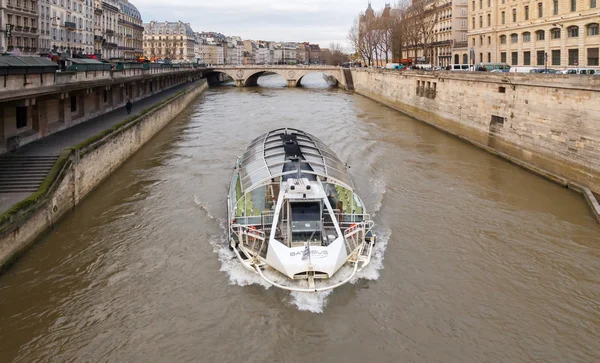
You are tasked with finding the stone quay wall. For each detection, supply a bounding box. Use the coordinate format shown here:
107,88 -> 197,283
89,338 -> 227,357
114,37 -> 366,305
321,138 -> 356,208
0,80 -> 208,271
350,69 -> 600,198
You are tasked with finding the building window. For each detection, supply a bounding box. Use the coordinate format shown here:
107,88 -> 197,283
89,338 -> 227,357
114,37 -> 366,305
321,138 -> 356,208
501,11 -> 505,24
512,9 -> 517,22
500,35 -> 507,44
523,32 -> 531,42
501,52 -> 507,62
551,49 -> 561,65
472,0 -> 475,10
16,106 -> 27,129
571,0 -> 577,11
103,90 -> 107,103
479,0 -> 482,8
524,6 -> 529,20
536,30 -> 545,40
551,28 -> 561,39
479,53 -> 483,62
538,2 -> 543,17
479,16 -> 483,27
511,52 -> 518,65
568,26 -> 579,37
588,48 -> 599,65
511,33 -> 518,43
487,14 -> 491,26
568,49 -> 579,65
524,51 -> 531,65
488,0 -> 491,6
472,17 -> 475,29
537,50 -> 545,65
592,0 -> 597,8
587,23 -> 599,36
488,36 -> 491,44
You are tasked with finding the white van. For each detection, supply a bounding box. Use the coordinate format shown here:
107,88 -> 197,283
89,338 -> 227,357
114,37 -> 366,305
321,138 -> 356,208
449,64 -> 470,71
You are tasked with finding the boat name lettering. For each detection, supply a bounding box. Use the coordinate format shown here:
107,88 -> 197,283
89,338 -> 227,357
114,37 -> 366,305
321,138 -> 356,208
290,250 -> 328,258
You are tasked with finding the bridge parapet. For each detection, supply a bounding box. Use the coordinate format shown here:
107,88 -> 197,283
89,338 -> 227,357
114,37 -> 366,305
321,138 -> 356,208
206,66 -> 347,88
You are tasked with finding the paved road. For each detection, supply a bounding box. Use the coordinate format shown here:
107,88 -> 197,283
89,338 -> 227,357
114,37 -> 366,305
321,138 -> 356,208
0,81 -> 198,213
14,81 -> 197,156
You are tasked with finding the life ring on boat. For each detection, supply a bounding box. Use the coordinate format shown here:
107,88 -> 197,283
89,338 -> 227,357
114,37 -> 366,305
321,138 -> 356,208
350,223 -> 357,229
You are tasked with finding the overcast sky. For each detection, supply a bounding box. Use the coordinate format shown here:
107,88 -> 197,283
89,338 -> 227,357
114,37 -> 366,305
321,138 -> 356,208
136,0 -> 392,49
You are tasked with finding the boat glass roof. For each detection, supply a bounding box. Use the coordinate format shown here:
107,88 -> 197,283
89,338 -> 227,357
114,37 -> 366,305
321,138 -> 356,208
238,128 -> 353,192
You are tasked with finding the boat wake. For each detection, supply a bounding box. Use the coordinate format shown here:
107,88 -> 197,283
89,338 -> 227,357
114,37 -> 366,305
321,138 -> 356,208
210,227 -> 391,313
194,194 -> 216,221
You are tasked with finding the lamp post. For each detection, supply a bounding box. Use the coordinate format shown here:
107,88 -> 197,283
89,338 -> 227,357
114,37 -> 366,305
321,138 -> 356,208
544,51 -> 548,72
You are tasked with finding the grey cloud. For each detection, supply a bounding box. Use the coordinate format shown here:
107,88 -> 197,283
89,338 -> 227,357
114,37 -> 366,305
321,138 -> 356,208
135,0 -> 392,46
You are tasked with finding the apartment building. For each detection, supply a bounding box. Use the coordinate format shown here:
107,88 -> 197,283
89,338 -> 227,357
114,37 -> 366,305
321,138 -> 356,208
469,0 -> 600,67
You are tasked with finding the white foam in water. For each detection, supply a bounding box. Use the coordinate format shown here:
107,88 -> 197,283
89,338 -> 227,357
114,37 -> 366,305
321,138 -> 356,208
201,175 -> 391,313
369,177 -> 387,217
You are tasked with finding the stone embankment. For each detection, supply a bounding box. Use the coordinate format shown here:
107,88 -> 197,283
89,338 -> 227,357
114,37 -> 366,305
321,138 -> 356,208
0,80 -> 208,271
350,69 -> 600,221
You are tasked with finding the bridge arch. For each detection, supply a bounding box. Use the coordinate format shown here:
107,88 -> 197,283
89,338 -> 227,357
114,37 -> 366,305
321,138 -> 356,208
296,71 -> 339,87
244,70 -> 289,87
202,70 -> 239,86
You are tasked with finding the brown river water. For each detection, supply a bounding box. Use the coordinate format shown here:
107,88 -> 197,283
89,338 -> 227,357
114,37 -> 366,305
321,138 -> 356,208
0,74 -> 599,362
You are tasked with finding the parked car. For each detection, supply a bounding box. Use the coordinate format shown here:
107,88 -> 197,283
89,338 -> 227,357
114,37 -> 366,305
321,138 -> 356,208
529,68 -> 559,74
509,66 -> 536,73
564,68 -> 598,75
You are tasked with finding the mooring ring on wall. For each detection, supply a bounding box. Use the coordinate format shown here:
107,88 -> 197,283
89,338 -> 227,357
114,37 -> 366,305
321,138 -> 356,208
236,70 -> 244,79
288,70 -> 295,78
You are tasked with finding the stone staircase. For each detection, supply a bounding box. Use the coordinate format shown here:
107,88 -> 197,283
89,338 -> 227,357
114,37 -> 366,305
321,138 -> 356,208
0,155 -> 59,193
343,69 -> 354,91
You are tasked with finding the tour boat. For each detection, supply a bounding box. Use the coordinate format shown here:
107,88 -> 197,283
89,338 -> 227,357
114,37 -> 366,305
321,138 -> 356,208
227,128 -> 376,292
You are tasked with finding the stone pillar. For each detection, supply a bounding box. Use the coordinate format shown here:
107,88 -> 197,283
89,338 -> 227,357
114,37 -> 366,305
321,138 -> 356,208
235,79 -> 244,87
287,79 -> 298,87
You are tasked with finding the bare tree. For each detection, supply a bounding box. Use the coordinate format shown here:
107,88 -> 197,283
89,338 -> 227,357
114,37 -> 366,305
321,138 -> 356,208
322,42 -> 348,65
348,15 -> 376,66
411,0 -> 438,63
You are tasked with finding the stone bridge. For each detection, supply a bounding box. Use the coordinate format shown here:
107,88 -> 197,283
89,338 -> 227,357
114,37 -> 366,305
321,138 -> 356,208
203,66 -> 350,88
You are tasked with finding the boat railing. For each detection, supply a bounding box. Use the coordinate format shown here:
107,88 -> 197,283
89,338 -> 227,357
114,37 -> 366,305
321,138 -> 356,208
238,225 -> 267,258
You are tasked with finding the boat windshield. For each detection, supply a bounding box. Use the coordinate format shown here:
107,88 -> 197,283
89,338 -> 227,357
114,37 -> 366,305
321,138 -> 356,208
290,202 -> 321,243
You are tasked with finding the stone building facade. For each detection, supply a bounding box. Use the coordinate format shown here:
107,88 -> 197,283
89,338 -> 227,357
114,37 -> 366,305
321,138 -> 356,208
0,0 -> 41,55
117,0 -> 142,60
469,0 -> 600,68
41,0 -> 95,56
143,21 -> 195,63
93,0 -> 141,60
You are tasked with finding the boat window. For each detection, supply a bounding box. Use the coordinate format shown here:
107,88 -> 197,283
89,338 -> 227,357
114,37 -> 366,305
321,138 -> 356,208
290,202 -> 322,243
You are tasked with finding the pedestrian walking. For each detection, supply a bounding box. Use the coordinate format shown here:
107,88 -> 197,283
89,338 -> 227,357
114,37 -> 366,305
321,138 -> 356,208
126,99 -> 132,115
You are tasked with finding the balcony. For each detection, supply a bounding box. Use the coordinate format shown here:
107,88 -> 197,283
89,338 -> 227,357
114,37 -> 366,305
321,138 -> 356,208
30,27 -> 37,33
453,41 -> 468,49
94,35 -> 104,41
64,21 -> 76,30
94,7 -> 103,14
105,29 -> 115,35
126,34 -> 133,38
104,42 -> 118,48
15,26 -> 23,31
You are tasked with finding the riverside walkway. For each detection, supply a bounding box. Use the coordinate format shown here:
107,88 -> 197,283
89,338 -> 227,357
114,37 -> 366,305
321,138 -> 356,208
0,81 -> 199,213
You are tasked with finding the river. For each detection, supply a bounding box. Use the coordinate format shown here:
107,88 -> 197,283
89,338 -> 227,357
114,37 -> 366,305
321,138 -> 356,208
0,73 -> 599,362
